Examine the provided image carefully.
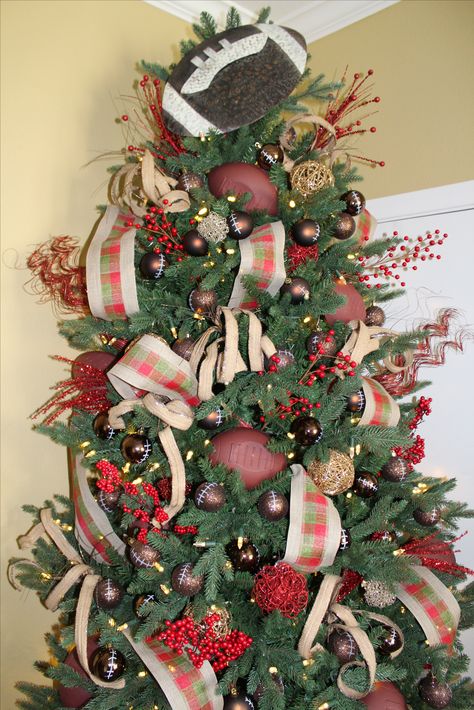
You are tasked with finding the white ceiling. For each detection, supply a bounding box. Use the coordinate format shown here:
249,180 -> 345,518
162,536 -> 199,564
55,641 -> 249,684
145,0 -> 399,44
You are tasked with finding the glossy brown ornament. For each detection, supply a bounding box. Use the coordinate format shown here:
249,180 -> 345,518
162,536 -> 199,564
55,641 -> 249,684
381,456 -> 409,483
197,408 -> 224,430
134,593 -> 156,617
333,211 -> 356,240
413,507 -> 441,526
418,674 -> 452,708
94,578 -> 124,610
339,528 -> 352,551
171,336 -> 195,361
365,305 -> 386,327
58,637 -> 98,708
208,162 -> 278,215
139,251 -> 168,279
226,538 -> 260,572
257,143 -> 284,170
227,210 -> 254,240
290,416 -> 323,445
223,693 -> 255,710
171,562 -> 204,597
90,646 -> 126,682
280,277 -> 311,304
257,490 -> 289,521
324,280 -> 366,326
377,626 -> 403,655
327,629 -> 359,663
72,351 -> 116,378
342,190 -> 366,216
306,331 -> 338,358
194,481 -> 226,512
129,540 -> 160,569
93,412 -> 116,441
120,433 -> 152,464
253,674 -> 284,703
347,389 -> 366,414
177,172 -> 204,192
291,218 -> 321,247
362,681 -> 407,709
353,472 -> 379,498
189,288 -> 218,315
97,489 -> 120,514
182,229 -> 208,256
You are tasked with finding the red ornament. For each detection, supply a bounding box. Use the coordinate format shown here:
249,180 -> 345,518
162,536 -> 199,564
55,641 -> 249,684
58,637 -> 99,708
401,533 -> 474,577
207,162 -> 278,215
287,242 -> 319,270
361,681 -> 407,709
252,562 -> 308,618
324,279 -> 366,326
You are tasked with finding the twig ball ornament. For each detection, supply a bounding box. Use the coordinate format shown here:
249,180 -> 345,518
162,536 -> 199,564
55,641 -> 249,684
189,288 -> 218,315
353,472 -> 379,498
280,277 -> 311,304
182,229 -> 208,256
120,433 -> 152,464
327,629 -> 359,663
362,682 -> 408,709
381,456 -> 409,482
226,538 -> 261,572
194,481 -> 226,512
58,637 -> 98,708
365,305 -> 386,327
291,218 -> 321,247
197,408 -> 224,430
253,562 -> 308,618
339,528 -> 352,552
171,336 -> 195,361
134,593 -> 156,618
290,416 -> 323,446
413,507 -> 441,526
324,280 -> 366,326
306,331 -> 339,358
257,143 -> 284,170
177,172 -> 204,192
90,646 -> 126,682
208,162 -> 278,215
94,578 -> 124,610
377,626 -> 403,655
223,693 -> 255,710
341,190 -> 366,216
347,389 -> 366,414
290,161 -> 334,197
363,580 -> 396,608
307,450 -> 354,495
97,489 -> 120,514
139,251 -> 168,279
332,212 -> 356,240
227,210 -> 254,240
93,412 -> 116,441
257,490 -> 289,521
418,674 -> 452,709
197,212 -> 229,244
171,562 -> 204,597
128,540 -> 160,569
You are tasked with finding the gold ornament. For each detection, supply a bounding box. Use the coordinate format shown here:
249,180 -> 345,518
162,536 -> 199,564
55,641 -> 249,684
307,450 -> 355,495
197,212 -> 229,244
363,580 -> 397,609
183,604 -> 231,640
290,161 -> 334,197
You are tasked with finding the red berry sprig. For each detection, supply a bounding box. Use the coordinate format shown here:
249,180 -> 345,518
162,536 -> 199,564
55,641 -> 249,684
121,480 -> 169,542
96,459 -> 122,492
392,396 -> 432,470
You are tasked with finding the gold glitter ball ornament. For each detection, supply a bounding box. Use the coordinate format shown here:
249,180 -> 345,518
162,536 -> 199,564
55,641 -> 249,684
290,161 -> 334,197
307,450 -> 355,495
197,212 -> 229,244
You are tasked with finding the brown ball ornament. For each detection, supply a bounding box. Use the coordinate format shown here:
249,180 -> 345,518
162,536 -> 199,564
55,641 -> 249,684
182,229 -> 208,256
339,528 -> 352,552
90,646 -> 126,682
257,143 -> 284,170
327,629 -> 359,663
226,538 -> 260,572
93,412 -> 117,441
94,578 -> 123,610
197,408 -> 224,430
194,481 -> 226,512
413,507 -> 441,526
333,211 -> 356,240
290,416 -> 323,446
72,351 -> 116,378
139,251 -> 168,279
381,456 -> 409,483
362,681 -> 407,709
377,626 -> 403,655
306,331 -> 339,358
58,638 -> 98,708
134,593 -> 156,617
347,389 -> 366,414
365,305 -> 386,327
227,210 -> 254,240
257,490 -> 289,521
171,562 -> 204,597
253,674 -> 285,703
341,190 -> 366,216
353,472 -> 379,498
324,280 -> 366,326
97,489 -> 120,514
223,693 -> 255,710
291,218 -> 321,247
189,288 -> 218,315
418,674 -> 452,708
171,336 -> 195,361
177,172 -> 204,192
120,433 -> 152,464
128,540 -> 160,569
272,349 -> 295,369
307,450 -> 354,495
280,277 -> 311,304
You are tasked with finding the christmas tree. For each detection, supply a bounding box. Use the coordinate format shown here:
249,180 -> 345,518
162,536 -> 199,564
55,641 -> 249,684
10,8 -> 474,710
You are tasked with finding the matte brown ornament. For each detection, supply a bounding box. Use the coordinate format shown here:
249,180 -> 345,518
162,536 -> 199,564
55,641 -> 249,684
134,593 -> 156,617
362,681 -> 407,709
413,507 -> 441,526
120,433 -> 152,464
257,490 -> 289,521
128,540 -> 160,569
171,562 -> 204,597
306,331 -> 339,358
333,212 -> 356,240
223,693 -> 255,710
353,472 -> 379,498
182,229 -> 208,256
208,162 -> 278,215
381,456 -> 409,483
227,210 -> 254,240
189,288 -> 218,315
257,143 -> 284,170
197,408 -> 224,430
365,305 -> 386,327
139,251 -> 168,279
324,280 -> 366,326
418,674 -> 452,709
226,538 -> 260,572
194,481 -> 226,512
327,628 -> 359,663
307,450 -> 354,495
97,489 -> 120,514
58,637 -> 98,708
347,389 -> 366,414
377,626 -> 403,655
280,277 -> 311,304
291,218 -> 321,247
171,336 -> 195,361
93,412 -> 117,441
90,646 -> 126,682
94,578 -> 124,610
341,190 -> 366,216
177,172 -> 204,192
290,416 -> 323,446
339,528 -> 352,552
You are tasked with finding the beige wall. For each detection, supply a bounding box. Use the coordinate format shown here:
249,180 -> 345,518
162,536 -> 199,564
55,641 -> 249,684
1,0 -> 472,706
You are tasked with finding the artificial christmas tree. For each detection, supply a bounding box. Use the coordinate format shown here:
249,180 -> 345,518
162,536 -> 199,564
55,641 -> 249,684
9,8 -> 474,710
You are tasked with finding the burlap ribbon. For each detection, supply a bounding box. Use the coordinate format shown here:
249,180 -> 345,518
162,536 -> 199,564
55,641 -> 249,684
341,320 -> 414,372
109,149 -> 190,217
108,394 -> 194,522
280,114 -> 337,172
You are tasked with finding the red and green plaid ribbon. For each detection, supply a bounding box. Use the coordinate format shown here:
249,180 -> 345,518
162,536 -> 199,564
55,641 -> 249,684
359,377 -> 400,427
228,221 -> 286,310
283,464 -> 341,573
354,208 -> 377,245
69,451 -> 125,563
123,632 -> 223,710
397,565 -> 460,646
86,205 -> 140,320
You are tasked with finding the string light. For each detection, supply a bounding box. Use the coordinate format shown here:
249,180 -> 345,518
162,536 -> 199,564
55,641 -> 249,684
346,492 -> 353,499
85,449 -> 96,458
160,584 -> 171,595
80,441 -> 90,449
288,199 -> 296,208
133,477 -> 143,485
227,195 -> 237,202
108,618 -> 116,627
137,670 -> 147,678
117,622 -> 128,631
186,450 -> 194,461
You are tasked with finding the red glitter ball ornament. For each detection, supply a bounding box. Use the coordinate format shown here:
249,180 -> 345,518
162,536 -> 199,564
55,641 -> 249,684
252,562 -> 308,618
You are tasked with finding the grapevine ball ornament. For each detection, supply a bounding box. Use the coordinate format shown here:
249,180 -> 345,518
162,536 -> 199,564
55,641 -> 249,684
290,160 -> 334,197
347,389 -> 366,414
290,416 -> 323,446
353,472 -> 379,498
252,562 -> 308,618
257,143 -> 284,170
92,412 -> 116,441
97,489 -> 120,514
418,673 -> 452,709
182,229 -> 208,256
363,580 -> 396,609
324,279 -> 366,326
332,211 -> 356,240
377,626 -> 403,655
171,336 -> 195,361
280,276 -> 311,304
177,172 -> 204,192
208,162 -> 278,215
197,212 -> 229,244
341,190 -> 366,216
339,528 -> 352,552
128,540 -> 160,569
223,693 -> 255,710
171,562 -> 204,597
361,682 -> 408,710
413,507 -> 441,526
327,628 -> 359,663
209,427 -> 287,490
194,481 -> 226,512
291,218 -> 321,247
197,408 -> 224,430
381,455 -> 409,483
94,578 -> 124,610
306,331 -> 339,358
189,288 -> 218,315
227,210 -> 254,240
365,305 -> 386,327
134,593 -> 156,618
90,646 -> 126,683
58,637 -> 98,708
257,490 -> 289,521
120,433 -> 152,464
226,538 -> 261,573
307,450 -> 354,495
139,251 -> 168,279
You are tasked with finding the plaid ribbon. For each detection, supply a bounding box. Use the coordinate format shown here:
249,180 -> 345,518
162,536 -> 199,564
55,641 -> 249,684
354,208 -> 377,244
108,335 -> 200,406
228,221 -> 286,309
283,464 -> 341,573
123,632 -> 223,710
359,376 -> 400,427
69,451 -> 125,563
397,565 -> 460,646
86,205 -> 140,320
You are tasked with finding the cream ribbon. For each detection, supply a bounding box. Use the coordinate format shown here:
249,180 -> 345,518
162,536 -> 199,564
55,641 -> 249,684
341,320 -> 414,373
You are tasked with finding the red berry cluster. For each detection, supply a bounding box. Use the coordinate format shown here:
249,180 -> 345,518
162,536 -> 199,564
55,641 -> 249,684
252,563 -> 308,618
393,396 -> 432,470
174,525 -> 199,536
266,353 -> 282,374
276,393 -> 321,421
409,396 -> 432,430
121,480 -> 169,542
96,459 -> 122,492
306,351 -> 358,381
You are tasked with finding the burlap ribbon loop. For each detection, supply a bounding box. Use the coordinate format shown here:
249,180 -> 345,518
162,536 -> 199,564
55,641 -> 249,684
280,114 -> 337,172
342,319 -> 415,374
18,507 -> 83,563
329,603 -> 376,700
